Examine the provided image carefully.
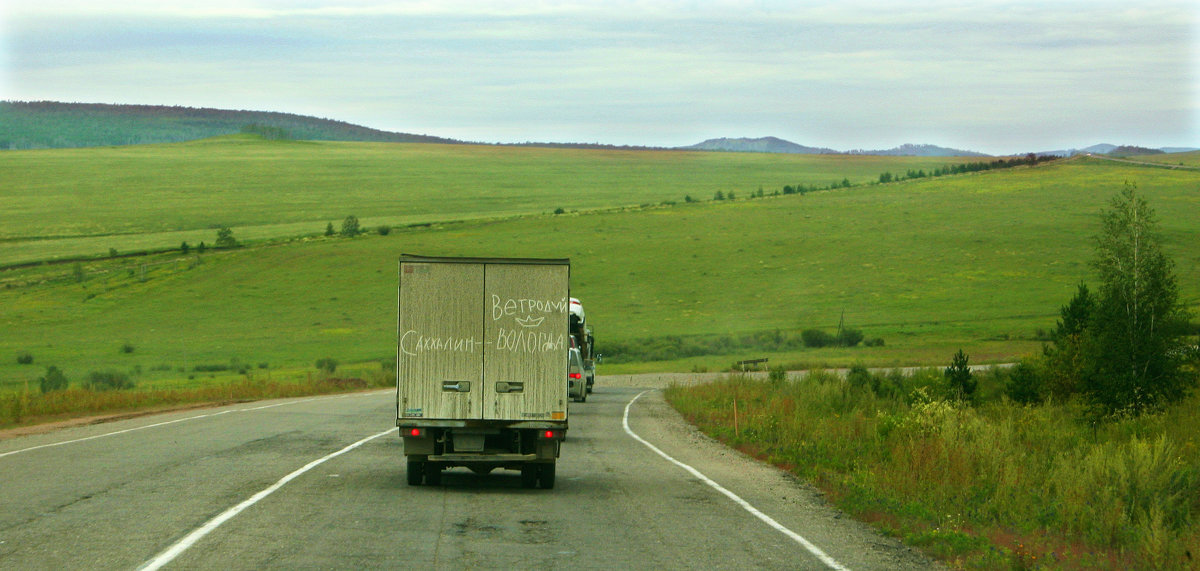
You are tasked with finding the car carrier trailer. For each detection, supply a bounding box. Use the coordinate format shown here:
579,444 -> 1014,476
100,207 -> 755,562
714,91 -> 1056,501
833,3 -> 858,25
396,255 -> 570,489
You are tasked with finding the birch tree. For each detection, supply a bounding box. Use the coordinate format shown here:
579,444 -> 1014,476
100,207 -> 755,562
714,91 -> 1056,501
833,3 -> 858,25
1085,182 -> 1194,415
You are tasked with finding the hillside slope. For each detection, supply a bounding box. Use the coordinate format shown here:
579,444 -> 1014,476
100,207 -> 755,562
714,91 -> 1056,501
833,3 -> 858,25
1,153 -> 1197,386
0,136 -> 992,266
0,101 -> 462,149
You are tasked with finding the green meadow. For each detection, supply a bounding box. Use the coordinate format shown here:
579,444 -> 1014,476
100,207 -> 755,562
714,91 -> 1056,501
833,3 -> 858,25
0,135 -> 978,266
2,140 -> 1198,396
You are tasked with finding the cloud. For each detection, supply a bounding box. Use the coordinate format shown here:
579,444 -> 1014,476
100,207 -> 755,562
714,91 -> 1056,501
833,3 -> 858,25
3,0 -> 1196,153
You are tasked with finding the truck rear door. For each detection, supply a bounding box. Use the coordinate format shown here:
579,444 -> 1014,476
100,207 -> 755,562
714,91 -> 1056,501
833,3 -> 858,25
397,260 -> 485,421
397,258 -> 569,423
483,262 -> 569,421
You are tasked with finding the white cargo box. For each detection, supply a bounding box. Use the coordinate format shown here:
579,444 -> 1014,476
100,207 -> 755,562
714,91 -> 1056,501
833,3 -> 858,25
396,256 -> 570,424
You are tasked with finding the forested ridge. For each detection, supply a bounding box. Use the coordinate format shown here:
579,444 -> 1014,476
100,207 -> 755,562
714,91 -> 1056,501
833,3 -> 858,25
0,101 -> 463,149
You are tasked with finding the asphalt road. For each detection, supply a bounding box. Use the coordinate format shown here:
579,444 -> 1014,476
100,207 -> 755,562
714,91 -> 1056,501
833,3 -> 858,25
0,381 -> 938,570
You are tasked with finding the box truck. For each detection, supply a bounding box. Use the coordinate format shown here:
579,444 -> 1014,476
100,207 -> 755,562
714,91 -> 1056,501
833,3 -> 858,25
396,256 -> 570,489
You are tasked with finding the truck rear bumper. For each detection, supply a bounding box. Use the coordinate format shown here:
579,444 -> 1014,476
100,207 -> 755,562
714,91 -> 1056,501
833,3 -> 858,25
430,453 -> 537,463
397,420 -> 568,429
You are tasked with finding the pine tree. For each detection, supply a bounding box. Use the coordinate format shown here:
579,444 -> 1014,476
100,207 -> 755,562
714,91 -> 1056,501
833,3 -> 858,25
1042,283 -> 1094,399
945,349 -> 976,403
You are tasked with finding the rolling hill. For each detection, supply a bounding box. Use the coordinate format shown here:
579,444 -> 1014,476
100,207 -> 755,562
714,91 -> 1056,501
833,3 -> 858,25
679,137 -> 837,154
0,101 -> 463,149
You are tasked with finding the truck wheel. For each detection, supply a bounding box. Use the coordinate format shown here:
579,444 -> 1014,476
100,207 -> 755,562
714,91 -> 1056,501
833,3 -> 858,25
425,463 -> 442,486
538,463 -> 556,489
406,459 -> 424,486
520,465 -> 539,489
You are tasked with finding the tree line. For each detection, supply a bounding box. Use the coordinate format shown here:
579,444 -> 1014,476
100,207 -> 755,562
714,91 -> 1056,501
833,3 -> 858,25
877,153 -> 1057,184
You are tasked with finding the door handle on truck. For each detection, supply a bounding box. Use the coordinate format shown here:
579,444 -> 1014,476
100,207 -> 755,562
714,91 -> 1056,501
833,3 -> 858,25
442,381 -> 471,392
495,381 -> 524,394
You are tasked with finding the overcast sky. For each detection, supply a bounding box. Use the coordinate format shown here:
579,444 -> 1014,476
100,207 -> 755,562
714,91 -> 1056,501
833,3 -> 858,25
2,0 -> 1196,154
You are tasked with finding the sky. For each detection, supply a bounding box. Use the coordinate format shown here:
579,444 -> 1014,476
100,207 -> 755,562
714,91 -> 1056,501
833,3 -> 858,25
1,0 -> 1196,155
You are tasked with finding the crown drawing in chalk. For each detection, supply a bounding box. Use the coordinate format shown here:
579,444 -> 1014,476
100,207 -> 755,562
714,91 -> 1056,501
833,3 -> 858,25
515,316 -> 545,328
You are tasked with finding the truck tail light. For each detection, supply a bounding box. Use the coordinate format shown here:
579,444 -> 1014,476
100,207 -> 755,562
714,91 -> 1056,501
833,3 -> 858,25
540,429 -> 563,440
405,428 -> 425,438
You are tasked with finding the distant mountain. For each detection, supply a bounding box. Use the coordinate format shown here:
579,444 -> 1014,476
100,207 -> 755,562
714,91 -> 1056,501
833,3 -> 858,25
1108,145 -> 1164,157
1034,143 -> 1196,157
679,137 -> 837,154
0,101 -> 463,150
845,143 -> 990,157
1081,143 -> 1118,154
682,137 -> 987,156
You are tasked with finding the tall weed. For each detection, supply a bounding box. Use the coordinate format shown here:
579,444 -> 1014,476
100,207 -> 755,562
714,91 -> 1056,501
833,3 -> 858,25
666,373 -> 1200,570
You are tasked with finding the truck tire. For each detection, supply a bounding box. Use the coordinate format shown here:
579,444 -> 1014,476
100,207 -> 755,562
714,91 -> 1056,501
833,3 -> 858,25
406,459 -> 424,486
538,463 -> 556,489
520,465 -> 539,489
425,463 -> 442,486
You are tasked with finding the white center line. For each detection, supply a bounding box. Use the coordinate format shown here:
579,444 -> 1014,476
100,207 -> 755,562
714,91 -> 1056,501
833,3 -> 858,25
622,390 -> 850,571
138,428 -> 393,571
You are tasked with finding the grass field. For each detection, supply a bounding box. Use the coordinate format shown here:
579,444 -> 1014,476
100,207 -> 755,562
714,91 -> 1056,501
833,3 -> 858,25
0,135 -> 984,266
1128,150 -> 1200,167
2,146 -> 1198,396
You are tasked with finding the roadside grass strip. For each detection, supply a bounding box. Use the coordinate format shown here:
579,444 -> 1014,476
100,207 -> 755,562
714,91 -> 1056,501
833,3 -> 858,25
0,391 -> 386,459
622,390 -> 850,571
138,428 -> 394,571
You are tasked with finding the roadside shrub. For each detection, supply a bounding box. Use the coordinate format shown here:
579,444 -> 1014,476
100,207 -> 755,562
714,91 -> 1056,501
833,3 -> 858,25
39,365 -> 69,393
845,364 -> 871,388
801,329 -> 835,348
120,342 -> 135,354
377,225 -> 391,236
1004,361 -> 1044,404
315,357 -> 338,374
554,207 -> 566,214
863,337 -> 885,347
16,351 -> 34,365
768,365 -> 788,384
86,370 -> 134,391
837,327 -> 864,347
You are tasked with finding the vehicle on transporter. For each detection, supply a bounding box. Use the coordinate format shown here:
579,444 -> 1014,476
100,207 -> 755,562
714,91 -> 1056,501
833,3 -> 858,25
569,297 -> 599,393
396,255 -> 570,489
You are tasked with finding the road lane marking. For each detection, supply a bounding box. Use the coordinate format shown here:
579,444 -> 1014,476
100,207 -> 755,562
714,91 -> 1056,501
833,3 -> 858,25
622,390 -> 850,571
0,391 -> 387,459
138,428 -> 393,571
